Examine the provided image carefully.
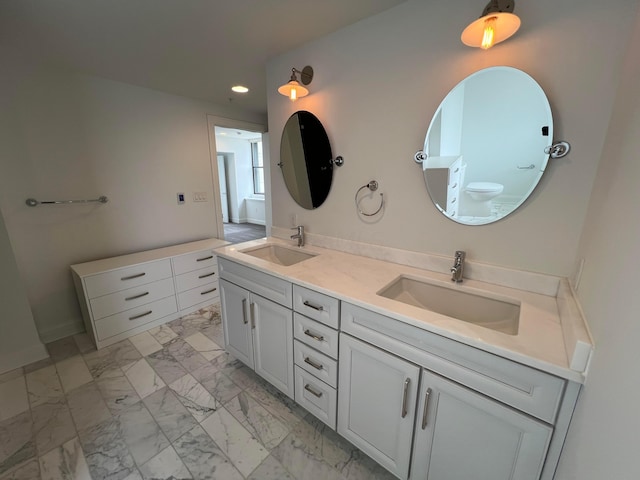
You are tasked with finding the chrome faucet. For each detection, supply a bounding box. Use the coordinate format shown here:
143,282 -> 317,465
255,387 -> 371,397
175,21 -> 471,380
291,225 -> 305,247
450,250 -> 465,283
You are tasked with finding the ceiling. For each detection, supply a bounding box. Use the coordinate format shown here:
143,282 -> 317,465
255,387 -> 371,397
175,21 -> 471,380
0,0 -> 407,116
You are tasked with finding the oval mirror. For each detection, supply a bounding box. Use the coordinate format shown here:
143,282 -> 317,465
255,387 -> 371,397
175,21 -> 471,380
421,66 -> 553,225
279,111 -> 333,209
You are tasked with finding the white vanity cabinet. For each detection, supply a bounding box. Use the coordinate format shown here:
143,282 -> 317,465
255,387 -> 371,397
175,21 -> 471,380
218,258 -> 294,399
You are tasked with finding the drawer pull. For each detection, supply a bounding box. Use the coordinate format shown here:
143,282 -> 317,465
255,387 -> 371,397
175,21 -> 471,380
242,298 -> 248,325
198,272 -> 216,279
304,384 -> 323,398
200,287 -> 217,295
422,388 -> 432,429
129,310 -> 152,321
303,300 -> 324,311
250,302 -> 256,329
124,291 -> 149,301
196,255 -> 214,262
304,329 -> 324,342
121,272 -> 146,281
304,357 -> 324,370
401,378 -> 411,418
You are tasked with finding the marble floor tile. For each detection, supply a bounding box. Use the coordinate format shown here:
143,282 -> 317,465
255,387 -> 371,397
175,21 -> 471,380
0,369 -> 23,385
147,325 -> 178,346
117,403 -> 170,466
38,437 -> 90,480
67,382 -> 112,432
225,364 -> 262,390
31,398 -> 76,456
55,356 -> 92,394
73,334 -> 96,355
83,348 -> 119,380
200,407 -> 268,477
172,425 -> 243,480
0,459 -> 41,480
191,366 -> 242,405
247,455 -> 295,480
0,376 -> 28,422
200,322 -> 224,347
96,370 -> 141,414
168,315 -> 212,339
109,341 -> 142,368
78,418 -> 137,480
183,333 -> 224,362
122,359 -> 165,399
0,411 -> 35,477
146,349 -> 187,385
23,358 -> 54,375
26,365 -> 63,408
142,388 -> 197,442
168,374 -> 219,423
244,378 -> 307,430
46,338 -> 80,363
164,339 -> 209,373
226,391 -> 289,450
129,332 -> 163,357
139,446 -> 191,480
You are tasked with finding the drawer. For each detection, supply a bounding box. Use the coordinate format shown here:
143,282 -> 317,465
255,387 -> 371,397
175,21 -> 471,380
294,365 -> 337,429
95,296 -> 177,340
293,313 -> 339,360
294,339 -> 338,388
293,285 -> 339,329
172,249 -> 218,275
90,277 -> 175,320
84,259 -> 172,299
175,265 -> 218,293
177,282 -> 220,310
341,302 -> 566,423
218,257 -> 292,308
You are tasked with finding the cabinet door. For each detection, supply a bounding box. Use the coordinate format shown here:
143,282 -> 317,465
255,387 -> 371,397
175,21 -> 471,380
338,334 -> 419,480
220,279 -> 254,368
251,294 -> 294,399
411,369 -> 552,480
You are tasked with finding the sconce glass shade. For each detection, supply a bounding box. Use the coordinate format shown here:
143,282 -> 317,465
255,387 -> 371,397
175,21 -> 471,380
278,80 -> 309,101
461,12 -> 520,49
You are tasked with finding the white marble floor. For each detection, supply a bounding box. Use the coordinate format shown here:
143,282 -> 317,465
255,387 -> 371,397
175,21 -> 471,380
0,305 -> 395,480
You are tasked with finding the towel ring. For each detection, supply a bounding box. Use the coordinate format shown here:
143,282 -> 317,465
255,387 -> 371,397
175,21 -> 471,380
355,180 -> 384,217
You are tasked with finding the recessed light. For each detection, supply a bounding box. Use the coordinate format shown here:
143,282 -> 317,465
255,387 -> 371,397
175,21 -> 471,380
232,85 -> 249,93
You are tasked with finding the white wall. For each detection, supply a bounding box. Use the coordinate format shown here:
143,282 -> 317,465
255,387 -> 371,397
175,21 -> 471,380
555,7 -> 640,479
215,136 -> 255,223
0,49 -> 266,341
266,0 -> 639,277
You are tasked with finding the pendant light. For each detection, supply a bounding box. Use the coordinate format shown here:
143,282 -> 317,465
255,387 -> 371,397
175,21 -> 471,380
278,66 -> 314,101
461,0 -> 521,50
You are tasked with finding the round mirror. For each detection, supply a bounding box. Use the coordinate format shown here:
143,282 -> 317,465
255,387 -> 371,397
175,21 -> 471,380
280,111 -> 333,209
421,66 -> 553,225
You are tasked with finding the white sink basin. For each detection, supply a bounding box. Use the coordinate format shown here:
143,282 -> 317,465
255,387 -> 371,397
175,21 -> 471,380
240,244 -> 317,266
377,275 -> 520,335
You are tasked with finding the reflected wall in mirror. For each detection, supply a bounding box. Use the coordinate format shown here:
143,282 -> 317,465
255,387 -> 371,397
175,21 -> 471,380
421,66 -> 553,225
280,111 -> 333,209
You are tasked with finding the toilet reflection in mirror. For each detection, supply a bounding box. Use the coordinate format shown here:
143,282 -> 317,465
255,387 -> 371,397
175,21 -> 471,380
421,66 -> 554,225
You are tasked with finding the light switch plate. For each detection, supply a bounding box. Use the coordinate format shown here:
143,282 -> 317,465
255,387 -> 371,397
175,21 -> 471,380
193,192 -> 208,202
177,193 -> 185,205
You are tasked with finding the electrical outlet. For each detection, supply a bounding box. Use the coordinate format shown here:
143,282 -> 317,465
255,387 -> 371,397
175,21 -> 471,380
193,192 -> 208,202
177,193 -> 185,205
291,214 -> 298,225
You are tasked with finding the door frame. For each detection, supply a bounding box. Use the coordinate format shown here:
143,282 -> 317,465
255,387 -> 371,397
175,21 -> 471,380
206,115 -> 267,239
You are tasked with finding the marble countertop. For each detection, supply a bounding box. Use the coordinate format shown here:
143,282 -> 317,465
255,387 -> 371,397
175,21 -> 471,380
215,237 -> 590,383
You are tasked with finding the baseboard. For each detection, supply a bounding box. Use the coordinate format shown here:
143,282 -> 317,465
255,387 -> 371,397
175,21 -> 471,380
0,343 -> 49,374
38,319 -> 85,344
246,217 -> 266,226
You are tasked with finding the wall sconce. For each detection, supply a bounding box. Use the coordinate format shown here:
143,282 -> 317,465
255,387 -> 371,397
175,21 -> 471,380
461,0 -> 521,50
277,66 -> 313,101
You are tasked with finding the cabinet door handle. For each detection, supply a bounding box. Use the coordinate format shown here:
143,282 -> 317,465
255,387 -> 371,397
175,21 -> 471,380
129,310 -> 152,321
303,300 -> 324,311
401,378 -> 411,418
124,291 -> 149,301
197,255 -> 214,262
242,298 -> 248,325
200,287 -> 217,295
198,272 -> 216,279
304,384 -> 323,398
250,302 -> 256,329
421,388 -> 432,429
304,329 -> 324,342
304,357 -> 324,370
121,272 -> 145,281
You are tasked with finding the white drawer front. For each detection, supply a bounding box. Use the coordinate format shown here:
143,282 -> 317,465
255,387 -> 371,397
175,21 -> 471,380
89,277 -> 175,320
218,257 -> 292,308
293,313 -> 339,360
177,282 -> 220,310
294,365 -> 337,429
172,249 -> 217,275
84,259 -> 172,299
294,340 -> 338,388
175,266 -> 218,293
95,296 -> 177,340
293,285 -> 339,329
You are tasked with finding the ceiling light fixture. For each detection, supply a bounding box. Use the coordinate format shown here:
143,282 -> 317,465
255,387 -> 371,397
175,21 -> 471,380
232,85 -> 249,93
277,66 -> 313,101
461,0 -> 521,50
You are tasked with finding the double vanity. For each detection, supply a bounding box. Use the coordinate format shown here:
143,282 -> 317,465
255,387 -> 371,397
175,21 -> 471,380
216,236 -> 591,480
